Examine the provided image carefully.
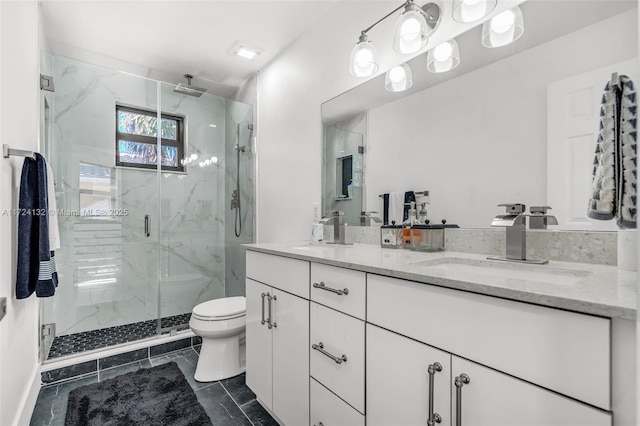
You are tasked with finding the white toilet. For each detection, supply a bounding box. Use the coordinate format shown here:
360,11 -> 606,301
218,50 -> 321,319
189,296 -> 246,382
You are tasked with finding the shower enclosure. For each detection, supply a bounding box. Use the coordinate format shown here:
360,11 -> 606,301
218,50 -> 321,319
39,54 -> 254,361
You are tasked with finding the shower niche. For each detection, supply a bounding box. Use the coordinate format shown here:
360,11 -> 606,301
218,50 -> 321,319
40,54 -> 255,361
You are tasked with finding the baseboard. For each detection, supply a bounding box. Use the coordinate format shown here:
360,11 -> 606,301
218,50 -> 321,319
15,367 -> 41,426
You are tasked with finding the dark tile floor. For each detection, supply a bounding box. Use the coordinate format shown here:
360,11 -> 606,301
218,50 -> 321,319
48,313 -> 192,359
30,347 -> 279,426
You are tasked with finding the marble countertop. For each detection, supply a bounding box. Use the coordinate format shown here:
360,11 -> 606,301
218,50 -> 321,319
244,242 -> 637,320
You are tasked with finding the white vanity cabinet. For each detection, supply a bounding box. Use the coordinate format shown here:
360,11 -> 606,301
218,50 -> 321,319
367,274 -> 613,426
309,263 -> 366,424
246,251 -> 310,426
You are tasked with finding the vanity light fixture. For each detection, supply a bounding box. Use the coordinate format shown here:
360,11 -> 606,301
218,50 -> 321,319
385,63 -> 413,92
427,39 -> 460,73
452,0 -> 497,23
482,6 -> 524,48
349,0 -> 441,78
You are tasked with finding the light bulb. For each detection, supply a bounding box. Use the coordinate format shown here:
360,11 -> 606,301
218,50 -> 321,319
400,16 -> 421,42
204,159 -> 211,166
433,42 -> 453,61
180,159 -> 186,166
389,66 -> 406,83
355,47 -> 373,65
199,161 -> 205,167
491,9 -> 515,34
190,154 -> 198,160
211,156 -> 218,164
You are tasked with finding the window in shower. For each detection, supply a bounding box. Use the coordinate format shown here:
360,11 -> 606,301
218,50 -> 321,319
115,105 -> 185,172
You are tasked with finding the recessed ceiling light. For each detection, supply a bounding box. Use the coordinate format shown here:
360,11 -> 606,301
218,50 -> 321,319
229,41 -> 263,61
209,124 -> 217,128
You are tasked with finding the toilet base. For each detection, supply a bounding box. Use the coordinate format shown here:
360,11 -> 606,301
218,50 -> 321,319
194,334 -> 245,382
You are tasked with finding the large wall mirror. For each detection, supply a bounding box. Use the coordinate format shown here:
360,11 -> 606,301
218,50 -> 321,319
321,0 -> 638,230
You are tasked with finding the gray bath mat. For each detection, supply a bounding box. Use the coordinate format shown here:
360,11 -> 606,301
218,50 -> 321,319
65,362 -> 212,426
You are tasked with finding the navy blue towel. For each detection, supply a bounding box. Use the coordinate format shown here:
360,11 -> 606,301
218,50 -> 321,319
16,153 -> 58,299
383,194 -> 390,225
403,191 -> 416,221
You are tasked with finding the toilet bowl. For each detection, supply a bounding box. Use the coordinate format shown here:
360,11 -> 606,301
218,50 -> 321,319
189,296 -> 246,382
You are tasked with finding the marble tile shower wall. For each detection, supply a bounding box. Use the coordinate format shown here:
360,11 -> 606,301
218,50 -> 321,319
224,99 -> 254,298
44,55 -> 227,336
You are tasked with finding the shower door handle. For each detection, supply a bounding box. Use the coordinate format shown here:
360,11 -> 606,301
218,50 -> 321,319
144,214 -> 150,237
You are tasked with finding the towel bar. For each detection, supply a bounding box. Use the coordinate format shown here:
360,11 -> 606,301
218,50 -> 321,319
3,144 -> 36,159
378,190 -> 429,198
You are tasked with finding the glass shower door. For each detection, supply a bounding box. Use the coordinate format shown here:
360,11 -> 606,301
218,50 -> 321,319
41,55 -> 161,361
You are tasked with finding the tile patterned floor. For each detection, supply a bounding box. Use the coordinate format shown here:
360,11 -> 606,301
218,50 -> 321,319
31,347 -> 279,426
48,313 -> 192,359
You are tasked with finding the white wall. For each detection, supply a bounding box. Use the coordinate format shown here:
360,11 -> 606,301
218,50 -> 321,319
0,1 -> 42,424
366,10 -> 638,228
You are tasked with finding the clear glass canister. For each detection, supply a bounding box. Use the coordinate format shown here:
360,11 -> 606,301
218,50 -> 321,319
380,224 -> 403,248
410,225 -> 445,252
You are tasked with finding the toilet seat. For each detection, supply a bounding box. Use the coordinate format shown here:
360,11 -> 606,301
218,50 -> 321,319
192,296 -> 246,321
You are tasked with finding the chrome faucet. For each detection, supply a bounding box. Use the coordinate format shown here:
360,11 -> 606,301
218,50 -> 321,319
320,210 -> 352,245
488,203 -> 554,265
360,211 -> 382,226
529,206 -> 558,229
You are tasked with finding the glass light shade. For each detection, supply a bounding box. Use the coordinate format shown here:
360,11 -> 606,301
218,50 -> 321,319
393,3 -> 429,54
427,40 -> 460,73
452,0 -> 497,23
385,63 -> 413,92
350,36 -> 379,77
482,6 -> 524,48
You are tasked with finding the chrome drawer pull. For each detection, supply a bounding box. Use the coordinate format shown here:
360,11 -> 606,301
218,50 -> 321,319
455,373 -> 470,426
312,342 -> 347,364
313,281 -> 349,296
427,362 -> 443,425
260,293 -> 267,325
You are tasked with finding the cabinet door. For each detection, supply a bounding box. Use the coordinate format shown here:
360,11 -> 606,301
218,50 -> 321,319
245,278 -> 273,409
451,356 -> 612,426
272,289 -> 310,426
367,324 -> 452,426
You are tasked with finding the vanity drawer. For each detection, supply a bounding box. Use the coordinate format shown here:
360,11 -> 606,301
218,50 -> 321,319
367,274 -> 611,410
246,251 -> 310,299
311,377 -> 364,426
310,263 -> 366,319
310,302 -> 365,413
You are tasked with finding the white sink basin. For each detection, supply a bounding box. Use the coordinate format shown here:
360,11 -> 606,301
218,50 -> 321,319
409,257 -> 589,286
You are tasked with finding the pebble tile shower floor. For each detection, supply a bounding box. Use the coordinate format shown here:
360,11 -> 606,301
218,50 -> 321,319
48,313 -> 193,359
31,346 -> 278,426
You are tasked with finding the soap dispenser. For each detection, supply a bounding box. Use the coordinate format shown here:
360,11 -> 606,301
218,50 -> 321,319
402,201 -> 419,249
417,202 -> 429,223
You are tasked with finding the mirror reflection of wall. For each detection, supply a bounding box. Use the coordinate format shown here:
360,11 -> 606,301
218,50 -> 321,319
322,112 -> 366,226
321,1 -> 638,230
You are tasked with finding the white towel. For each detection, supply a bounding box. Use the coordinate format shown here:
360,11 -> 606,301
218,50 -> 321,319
45,159 -> 60,250
388,192 -> 405,225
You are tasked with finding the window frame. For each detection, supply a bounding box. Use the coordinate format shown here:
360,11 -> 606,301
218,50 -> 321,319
115,105 -> 185,173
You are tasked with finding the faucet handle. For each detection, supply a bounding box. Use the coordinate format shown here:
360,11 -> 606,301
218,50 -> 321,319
325,210 -> 344,217
530,206 -> 552,214
497,203 -> 526,214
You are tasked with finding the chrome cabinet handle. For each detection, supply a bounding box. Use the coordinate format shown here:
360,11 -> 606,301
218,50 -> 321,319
260,293 -> 267,325
427,362 -> 443,425
144,214 -> 150,237
267,294 -> 277,329
455,373 -> 471,426
313,281 -> 349,296
312,342 -> 347,364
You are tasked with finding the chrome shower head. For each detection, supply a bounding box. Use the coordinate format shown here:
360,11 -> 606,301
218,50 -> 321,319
173,74 -> 206,97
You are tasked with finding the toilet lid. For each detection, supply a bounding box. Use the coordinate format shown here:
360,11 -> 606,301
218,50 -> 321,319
193,296 -> 246,319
